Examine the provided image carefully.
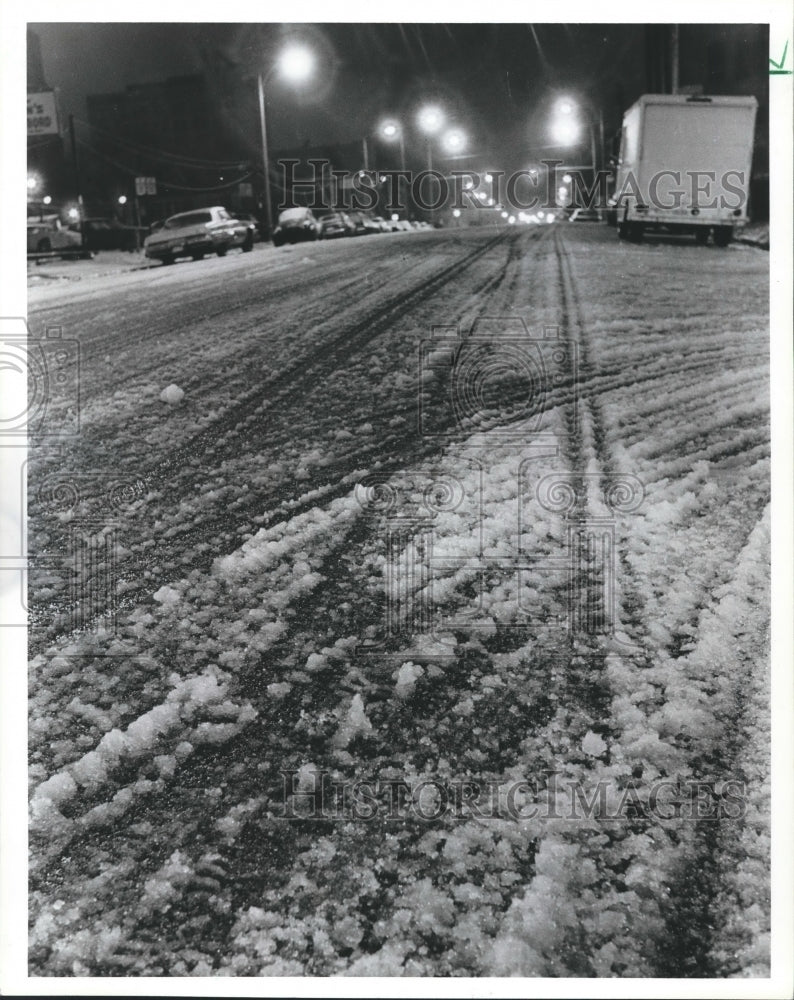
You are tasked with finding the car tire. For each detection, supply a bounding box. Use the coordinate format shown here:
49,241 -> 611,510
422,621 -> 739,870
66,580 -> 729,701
216,247 -> 228,257
160,256 -> 174,266
713,226 -> 732,247
191,252 -> 204,261
242,231 -> 254,252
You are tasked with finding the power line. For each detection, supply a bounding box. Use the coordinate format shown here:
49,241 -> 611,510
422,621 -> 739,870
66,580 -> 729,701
73,115 -> 252,171
76,137 -> 254,192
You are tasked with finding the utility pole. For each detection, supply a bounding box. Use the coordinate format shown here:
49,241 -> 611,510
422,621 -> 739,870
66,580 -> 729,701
671,25 -> 680,95
68,114 -> 85,245
257,73 -> 273,240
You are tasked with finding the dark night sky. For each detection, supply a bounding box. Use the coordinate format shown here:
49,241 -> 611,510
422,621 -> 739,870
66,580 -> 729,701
29,23 -> 648,170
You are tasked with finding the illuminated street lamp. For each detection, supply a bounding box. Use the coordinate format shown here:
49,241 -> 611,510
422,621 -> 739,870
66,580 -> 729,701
417,104 -> 445,172
279,45 -> 314,82
550,96 -> 603,177
552,117 -> 580,146
379,119 -> 406,172
442,129 -> 467,155
118,195 -> 127,205
417,105 -> 444,135
258,43 -> 315,240
42,195 -> 52,206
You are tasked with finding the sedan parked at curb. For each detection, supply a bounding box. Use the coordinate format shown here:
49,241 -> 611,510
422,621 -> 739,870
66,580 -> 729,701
272,207 -> 320,246
143,206 -> 255,264
27,215 -> 87,257
69,217 -> 148,252
319,212 -> 356,239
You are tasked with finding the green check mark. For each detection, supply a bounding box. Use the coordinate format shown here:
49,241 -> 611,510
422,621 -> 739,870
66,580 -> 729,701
769,40 -> 793,74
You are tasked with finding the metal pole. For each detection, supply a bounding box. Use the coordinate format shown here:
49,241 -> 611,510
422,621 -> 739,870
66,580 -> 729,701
398,133 -> 407,216
257,73 -> 273,240
362,136 -> 369,170
598,110 -> 605,175
426,139 -> 433,224
671,25 -> 680,95
68,114 -> 85,247
134,194 -> 142,252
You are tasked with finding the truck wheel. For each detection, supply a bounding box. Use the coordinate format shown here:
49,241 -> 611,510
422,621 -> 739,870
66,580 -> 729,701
713,227 -> 732,247
695,228 -> 710,245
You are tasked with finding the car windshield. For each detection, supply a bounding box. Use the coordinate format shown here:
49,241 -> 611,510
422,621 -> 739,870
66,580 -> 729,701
165,211 -> 213,229
278,209 -> 310,223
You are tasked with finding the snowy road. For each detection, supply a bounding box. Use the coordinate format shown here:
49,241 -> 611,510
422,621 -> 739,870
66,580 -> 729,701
27,224 -> 770,976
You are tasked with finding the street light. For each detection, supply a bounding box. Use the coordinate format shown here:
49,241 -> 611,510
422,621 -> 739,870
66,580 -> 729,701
417,104 -> 445,172
379,120 -> 406,172
550,96 -> 603,177
442,129 -> 467,155
552,118 -> 580,146
258,44 -> 315,240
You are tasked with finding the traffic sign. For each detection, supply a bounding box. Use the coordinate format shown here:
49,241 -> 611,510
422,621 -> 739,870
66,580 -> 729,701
135,176 -> 157,196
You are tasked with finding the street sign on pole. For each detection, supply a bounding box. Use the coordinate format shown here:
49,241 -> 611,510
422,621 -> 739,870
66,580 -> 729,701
135,177 -> 157,196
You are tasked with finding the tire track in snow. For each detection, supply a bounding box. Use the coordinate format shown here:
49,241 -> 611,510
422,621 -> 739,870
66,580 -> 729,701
30,228 -> 545,650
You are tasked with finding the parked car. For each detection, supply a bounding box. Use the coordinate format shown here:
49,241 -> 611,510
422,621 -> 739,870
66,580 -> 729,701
319,212 -> 356,239
68,217 -> 148,252
27,215 -> 86,256
568,208 -> 602,222
232,212 -> 263,241
272,207 -> 320,246
143,206 -> 255,264
347,211 -> 382,235
372,216 -> 392,233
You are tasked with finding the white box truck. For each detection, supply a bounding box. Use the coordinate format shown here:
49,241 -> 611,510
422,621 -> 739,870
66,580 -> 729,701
612,94 -> 757,245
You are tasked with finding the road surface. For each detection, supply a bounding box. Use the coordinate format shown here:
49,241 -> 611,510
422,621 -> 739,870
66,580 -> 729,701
27,223 -> 770,976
